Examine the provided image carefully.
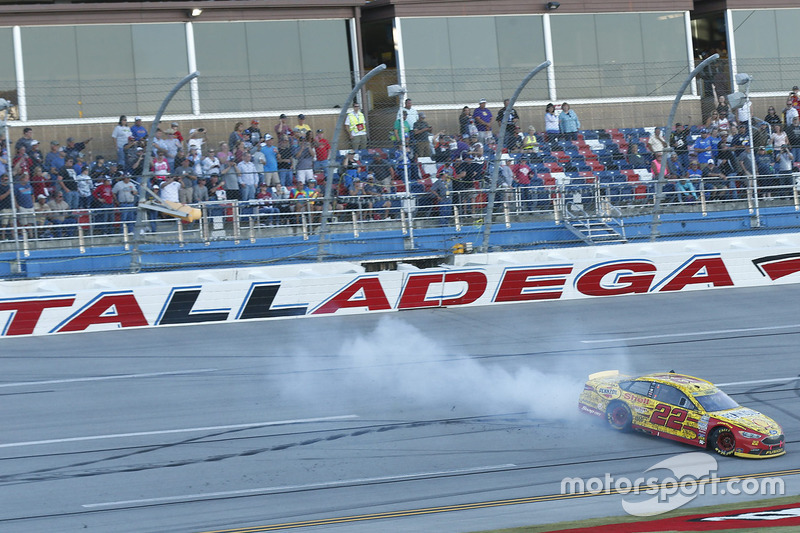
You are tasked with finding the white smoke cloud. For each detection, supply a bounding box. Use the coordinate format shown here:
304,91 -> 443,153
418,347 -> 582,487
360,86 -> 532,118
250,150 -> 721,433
282,316 -> 630,422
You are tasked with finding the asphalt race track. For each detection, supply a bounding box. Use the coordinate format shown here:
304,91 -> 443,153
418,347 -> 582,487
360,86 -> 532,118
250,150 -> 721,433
2,284 -> 799,533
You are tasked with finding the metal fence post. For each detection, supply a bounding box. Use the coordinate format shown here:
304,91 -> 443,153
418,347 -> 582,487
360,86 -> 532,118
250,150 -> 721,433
482,60 -> 550,253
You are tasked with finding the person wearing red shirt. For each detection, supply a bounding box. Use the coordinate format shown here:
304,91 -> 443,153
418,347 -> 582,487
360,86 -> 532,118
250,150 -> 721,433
92,176 -> 115,233
314,129 -> 330,174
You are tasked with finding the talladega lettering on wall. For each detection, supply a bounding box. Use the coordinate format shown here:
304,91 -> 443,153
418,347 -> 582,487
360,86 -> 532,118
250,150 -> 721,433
2,240 -> 798,337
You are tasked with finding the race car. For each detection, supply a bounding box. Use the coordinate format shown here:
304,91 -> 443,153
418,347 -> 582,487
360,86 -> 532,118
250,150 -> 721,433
578,370 -> 785,458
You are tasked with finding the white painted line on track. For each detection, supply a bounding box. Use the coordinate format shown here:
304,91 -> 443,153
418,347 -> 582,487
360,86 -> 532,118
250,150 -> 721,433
82,464 -> 517,508
717,377 -> 800,387
0,368 -> 219,388
581,324 -> 800,344
0,415 -> 359,449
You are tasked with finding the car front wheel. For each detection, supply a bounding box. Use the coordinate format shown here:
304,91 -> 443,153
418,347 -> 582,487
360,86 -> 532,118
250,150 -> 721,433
606,401 -> 632,431
709,427 -> 736,456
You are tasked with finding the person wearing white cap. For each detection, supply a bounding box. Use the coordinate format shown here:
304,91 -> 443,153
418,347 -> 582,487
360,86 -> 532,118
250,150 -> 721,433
472,98 -> 493,146
260,134 -> 280,187
34,193 -> 52,231
130,116 -> 147,141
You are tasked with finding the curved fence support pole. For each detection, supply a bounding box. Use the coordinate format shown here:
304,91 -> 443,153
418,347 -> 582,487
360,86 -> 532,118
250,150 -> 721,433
651,54 -> 718,242
317,64 -> 387,261
481,60 -> 551,253
130,71 -> 199,273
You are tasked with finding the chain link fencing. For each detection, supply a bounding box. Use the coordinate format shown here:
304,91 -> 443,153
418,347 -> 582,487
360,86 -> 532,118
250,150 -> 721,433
2,62 -> 800,279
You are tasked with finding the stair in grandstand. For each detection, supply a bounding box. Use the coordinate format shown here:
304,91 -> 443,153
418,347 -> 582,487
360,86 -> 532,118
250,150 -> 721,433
564,218 -> 627,245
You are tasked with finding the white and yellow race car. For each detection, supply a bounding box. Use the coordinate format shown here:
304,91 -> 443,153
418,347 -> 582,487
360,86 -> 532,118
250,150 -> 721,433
579,370 -> 785,458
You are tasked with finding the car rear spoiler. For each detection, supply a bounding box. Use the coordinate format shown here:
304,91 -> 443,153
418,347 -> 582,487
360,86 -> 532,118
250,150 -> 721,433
588,370 -> 620,380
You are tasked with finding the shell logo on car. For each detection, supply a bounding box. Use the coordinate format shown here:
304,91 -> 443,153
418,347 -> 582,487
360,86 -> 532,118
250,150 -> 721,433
578,370 -> 785,458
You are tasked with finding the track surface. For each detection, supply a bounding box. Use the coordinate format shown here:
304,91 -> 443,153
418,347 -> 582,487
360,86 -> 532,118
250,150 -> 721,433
1,285 -> 799,532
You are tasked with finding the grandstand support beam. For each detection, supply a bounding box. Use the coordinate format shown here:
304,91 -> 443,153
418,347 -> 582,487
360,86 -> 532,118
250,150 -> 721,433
130,71 -> 200,273
317,63 -> 387,261
651,54 -> 719,242
482,60 -> 551,253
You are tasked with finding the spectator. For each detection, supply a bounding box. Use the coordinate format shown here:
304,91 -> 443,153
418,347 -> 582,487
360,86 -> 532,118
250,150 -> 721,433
784,97 -> 799,127
64,136 -> 91,161
44,141 -> 65,174
175,157 -> 197,204
345,103 -> 367,151
771,124 -> 789,149
274,113 -> 293,139
13,146 -> 32,177
516,126 -> 536,155
57,157 -> 79,209
692,129 -> 714,165
220,150 -> 239,201
160,131 -> 181,170
111,116 -> 132,166
775,143 -> 795,196
160,175 -> 181,204
201,150 -> 222,180
257,134 -> 279,187
648,127 -> 668,156
458,106 -> 471,138
14,172 -> 34,237
194,176 -> 209,203
411,112 -> 433,157
290,177 -> 321,224
294,114 -> 311,139
764,106 -> 782,129
276,135 -> 295,188
75,166 -> 93,209
152,150 -> 170,181
393,110 -> 411,145
703,160 -> 731,200
712,84 -> 732,121
112,174 -> 137,234
627,143 -> 648,168
401,98 -> 419,129
246,119 -> 262,144
558,102 -> 580,141
34,193 -> 52,236
27,140 -> 44,168
313,129 -> 330,174
255,183 -> 280,225
752,122 -> 770,149
92,176 -> 115,233
294,137 -> 315,186
670,123 -> 691,167
187,128 -> 206,157
237,151 -> 258,201
754,145 -> 773,180
496,98 -> 519,148
0,174 -> 11,239
786,116 -> 800,162
47,191 -> 74,237
364,173 -> 392,220
544,103 -> 559,141
472,99 -> 493,146
130,116 -> 147,141
15,127 -> 34,154
124,138 -> 144,175
30,165 -> 50,198
729,123 -> 753,175
228,122 -> 245,150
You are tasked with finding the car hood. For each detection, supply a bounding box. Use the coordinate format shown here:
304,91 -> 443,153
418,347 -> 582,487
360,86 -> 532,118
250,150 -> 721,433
712,407 -> 783,435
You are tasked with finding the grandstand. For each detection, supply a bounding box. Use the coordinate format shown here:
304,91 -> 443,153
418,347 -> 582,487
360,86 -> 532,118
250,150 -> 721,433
2,1 -> 800,278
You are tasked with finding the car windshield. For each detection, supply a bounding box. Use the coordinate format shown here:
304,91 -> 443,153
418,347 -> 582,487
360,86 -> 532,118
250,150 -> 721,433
694,390 -> 739,412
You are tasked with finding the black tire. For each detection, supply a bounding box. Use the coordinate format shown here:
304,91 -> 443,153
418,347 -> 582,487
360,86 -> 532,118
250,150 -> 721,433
606,401 -> 632,431
709,427 -> 736,456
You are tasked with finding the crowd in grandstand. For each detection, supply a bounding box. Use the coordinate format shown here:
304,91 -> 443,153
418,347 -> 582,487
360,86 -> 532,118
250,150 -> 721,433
3,88 -> 800,239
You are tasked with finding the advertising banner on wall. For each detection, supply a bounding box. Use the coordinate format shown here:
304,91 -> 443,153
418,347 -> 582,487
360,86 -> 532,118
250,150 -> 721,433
1,234 -> 799,337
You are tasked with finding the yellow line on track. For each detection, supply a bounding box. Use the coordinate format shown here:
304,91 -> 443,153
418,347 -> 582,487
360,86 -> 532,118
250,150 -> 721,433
197,467 -> 800,533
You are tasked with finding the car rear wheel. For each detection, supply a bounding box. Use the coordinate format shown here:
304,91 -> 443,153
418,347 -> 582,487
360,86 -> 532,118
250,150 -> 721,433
606,401 -> 632,431
709,427 -> 736,456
